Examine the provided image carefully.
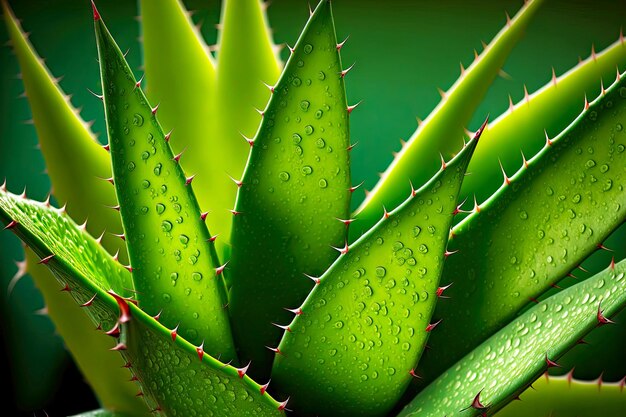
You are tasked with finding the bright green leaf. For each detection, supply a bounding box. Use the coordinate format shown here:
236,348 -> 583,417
420,69 -> 626,389
272,129 -> 481,416
0,188 -> 286,417
351,0 -> 543,240
93,7 -> 235,360
229,0 -> 351,379
399,259 -> 626,416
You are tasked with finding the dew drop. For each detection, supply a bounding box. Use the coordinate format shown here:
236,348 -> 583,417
132,113 -> 144,126
300,100 -> 310,111
315,110 -> 323,119
141,151 -> 150,160
142,180 -> 151,188
192,272 -> 202,281
154,163 -> 162,176
304,44 -> 313,54
279,171 -> 291,182
162,293 -> 171,302
318,179 -> 328,188
316,138 -> 326,148
156,203 -> 165,214
318,71 -> 326,80
375,267 -> 386,277
161,221 -> 172,232
127,161 -> 136,171
519,210 -> 528,220
305,125 -> 314,135
179,235 -> 190,245
301,165 -> 313,175
292,77 -> 302,87
617,123 -> 624,132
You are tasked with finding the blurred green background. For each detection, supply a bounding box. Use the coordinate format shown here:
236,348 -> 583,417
1,0 -> 625,415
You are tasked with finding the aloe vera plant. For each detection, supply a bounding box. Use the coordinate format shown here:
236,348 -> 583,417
2,0 -> 626,416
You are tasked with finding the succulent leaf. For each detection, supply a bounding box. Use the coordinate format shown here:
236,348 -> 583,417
351,0 -> 543,240
24,248 -> 148,416
399,258 -> 626,416
214,0 -> 282,247
1,0 -> 124,257
0,188 -> 285,417
1,1 -> 141,409
463,37 -> 626,203
139,0 -> 229,252
420,69 -> 626,383
93,7 -> 235,359
271,126 -> 483,416
497,374 -> 626,417
228,0 -> 351,378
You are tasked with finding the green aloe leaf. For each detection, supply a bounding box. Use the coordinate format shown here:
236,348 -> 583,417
272,126 -> 483,416
399,258 -> 626,416
139,0 -> 228,252
228,0 -> 351,378
420,69 -> 626,383
497,374 -> 626,417
351,0 -> 543,240
25,248 -> 147,416
93,5 -> 235,360
0,188 -> 286,417
463,37 -> 626,203
2,2 -> 139,410
214,0 -> 282,248
1,0 -> 124,258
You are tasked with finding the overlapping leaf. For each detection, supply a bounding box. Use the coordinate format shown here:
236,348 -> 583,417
272,125 -> 482,416
0,188 -> 286,417
229,0 -> 351,379
399,259 -> 626,416
420,70 -> 626,383
93,7 -> 235,359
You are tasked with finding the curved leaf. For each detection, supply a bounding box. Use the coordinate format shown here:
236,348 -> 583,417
139,0 -> 230,252
351,0 -> 543,240
399,259 -> 626,416
0,188 -> 286,417
272,129 -> 481,416
213,0 -> 282,247
497,374 -> 626,417
463,37 -> 626,203
228,0 -> 351,378
93,6 -> 235,360
420,69 -> 626,383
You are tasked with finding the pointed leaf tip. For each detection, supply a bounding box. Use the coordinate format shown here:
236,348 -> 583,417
91,1 -> 100,21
